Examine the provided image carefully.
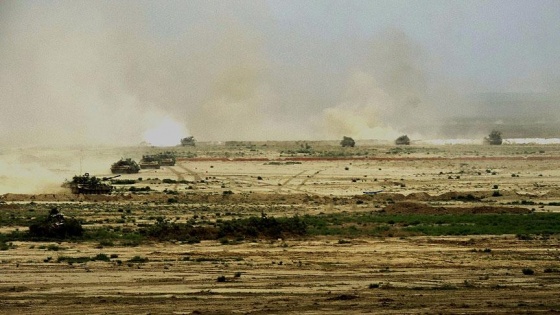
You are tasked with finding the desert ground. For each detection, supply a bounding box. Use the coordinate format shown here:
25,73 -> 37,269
1,141 -> 560,314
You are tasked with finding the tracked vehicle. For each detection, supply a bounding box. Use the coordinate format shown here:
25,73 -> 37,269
484,130 -> 503,145
395,135 -> 411,145
157,152 -> 176,166
63,173 -> 119,194
140,155 -> 161,169
110,158 -> 140,174
140,152 -> 176,168
181,136 -> 196,146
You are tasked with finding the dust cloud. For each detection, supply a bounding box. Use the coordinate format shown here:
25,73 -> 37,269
0,147 -> 127,194
0,1 -> 453,146
1,1 -> 558,148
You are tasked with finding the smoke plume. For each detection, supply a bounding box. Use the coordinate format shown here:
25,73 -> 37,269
1,1 -> 558,147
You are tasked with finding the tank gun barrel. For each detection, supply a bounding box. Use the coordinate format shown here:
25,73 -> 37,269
103,174 -> 121,181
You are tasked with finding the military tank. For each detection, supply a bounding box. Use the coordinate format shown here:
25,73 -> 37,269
484,130 -> 503,145
157,152 -> 176,166
395,135 -> 411,145
63,173 -> 118,194
110,158 -> 140,174
181,136 -> 196,146
140,155 -> 161,169
340,136 -> 355,147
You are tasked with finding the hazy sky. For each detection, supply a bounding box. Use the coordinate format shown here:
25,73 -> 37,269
1,0 -> 559,146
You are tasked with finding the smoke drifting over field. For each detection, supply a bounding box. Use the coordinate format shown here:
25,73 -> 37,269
0,146 -> 126,194
0,154 -> 61,194
1,1 -> 559,147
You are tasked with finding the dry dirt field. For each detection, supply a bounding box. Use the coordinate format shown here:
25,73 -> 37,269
1,142 -> 560,314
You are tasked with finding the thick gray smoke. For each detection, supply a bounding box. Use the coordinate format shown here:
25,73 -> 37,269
1,1 -> 559,147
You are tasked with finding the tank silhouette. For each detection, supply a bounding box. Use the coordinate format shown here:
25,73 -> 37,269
157,152 -> 176,166
140,152 -> 176,168
340,136 -> 355,147
63,173 -> 119,194
181,136 -> 196,146
395,135 -> 411,145
110,158 -> 140,174
140,155 -> 161,169
484,130 -> 503,145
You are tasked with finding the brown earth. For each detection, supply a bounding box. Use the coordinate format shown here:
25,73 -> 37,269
1,143 -> 560,314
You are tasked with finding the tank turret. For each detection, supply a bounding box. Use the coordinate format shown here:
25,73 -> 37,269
110,158 -> 140,174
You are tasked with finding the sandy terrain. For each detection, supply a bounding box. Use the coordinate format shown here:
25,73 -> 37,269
1,143 -> 560,314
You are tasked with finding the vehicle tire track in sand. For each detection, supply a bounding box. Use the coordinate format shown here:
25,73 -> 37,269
295,169 -> 324,191
275,170 -> 307,192
176,163 -> 202,181
167,166 -> 187,190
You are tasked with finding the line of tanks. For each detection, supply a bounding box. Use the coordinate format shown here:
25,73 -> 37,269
110,152 -> 176,174
62,152 -> 179,195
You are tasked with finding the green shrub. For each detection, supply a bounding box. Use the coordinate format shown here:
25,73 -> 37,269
128,256 -> 149,263
129,186 -> 151,192
28,208 -> 83,239
47,244 -> 61,251
93,253 -> 110,261
217,215 -> 307,239
57,256 -> 91,264
141,215 -> 306,241
0,241 -> 14,251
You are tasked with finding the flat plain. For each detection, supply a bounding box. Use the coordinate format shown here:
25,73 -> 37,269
1,141 -> 560,314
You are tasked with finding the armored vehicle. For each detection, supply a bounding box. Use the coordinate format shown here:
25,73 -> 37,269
157,152 -> 176,166
63,173 -> 118,194
340,136 -> 355,147
395,135 -> 411,145
181,136 -> 196,146
140,155 -> 161,169
484,130 -> 503,145
110,158 -> 140,174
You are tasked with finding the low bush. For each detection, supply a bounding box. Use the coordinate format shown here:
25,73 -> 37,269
141,215 -> 307,241
128,256 -> 149,263
28,208 -> 83,239
111,179 -> 136,185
